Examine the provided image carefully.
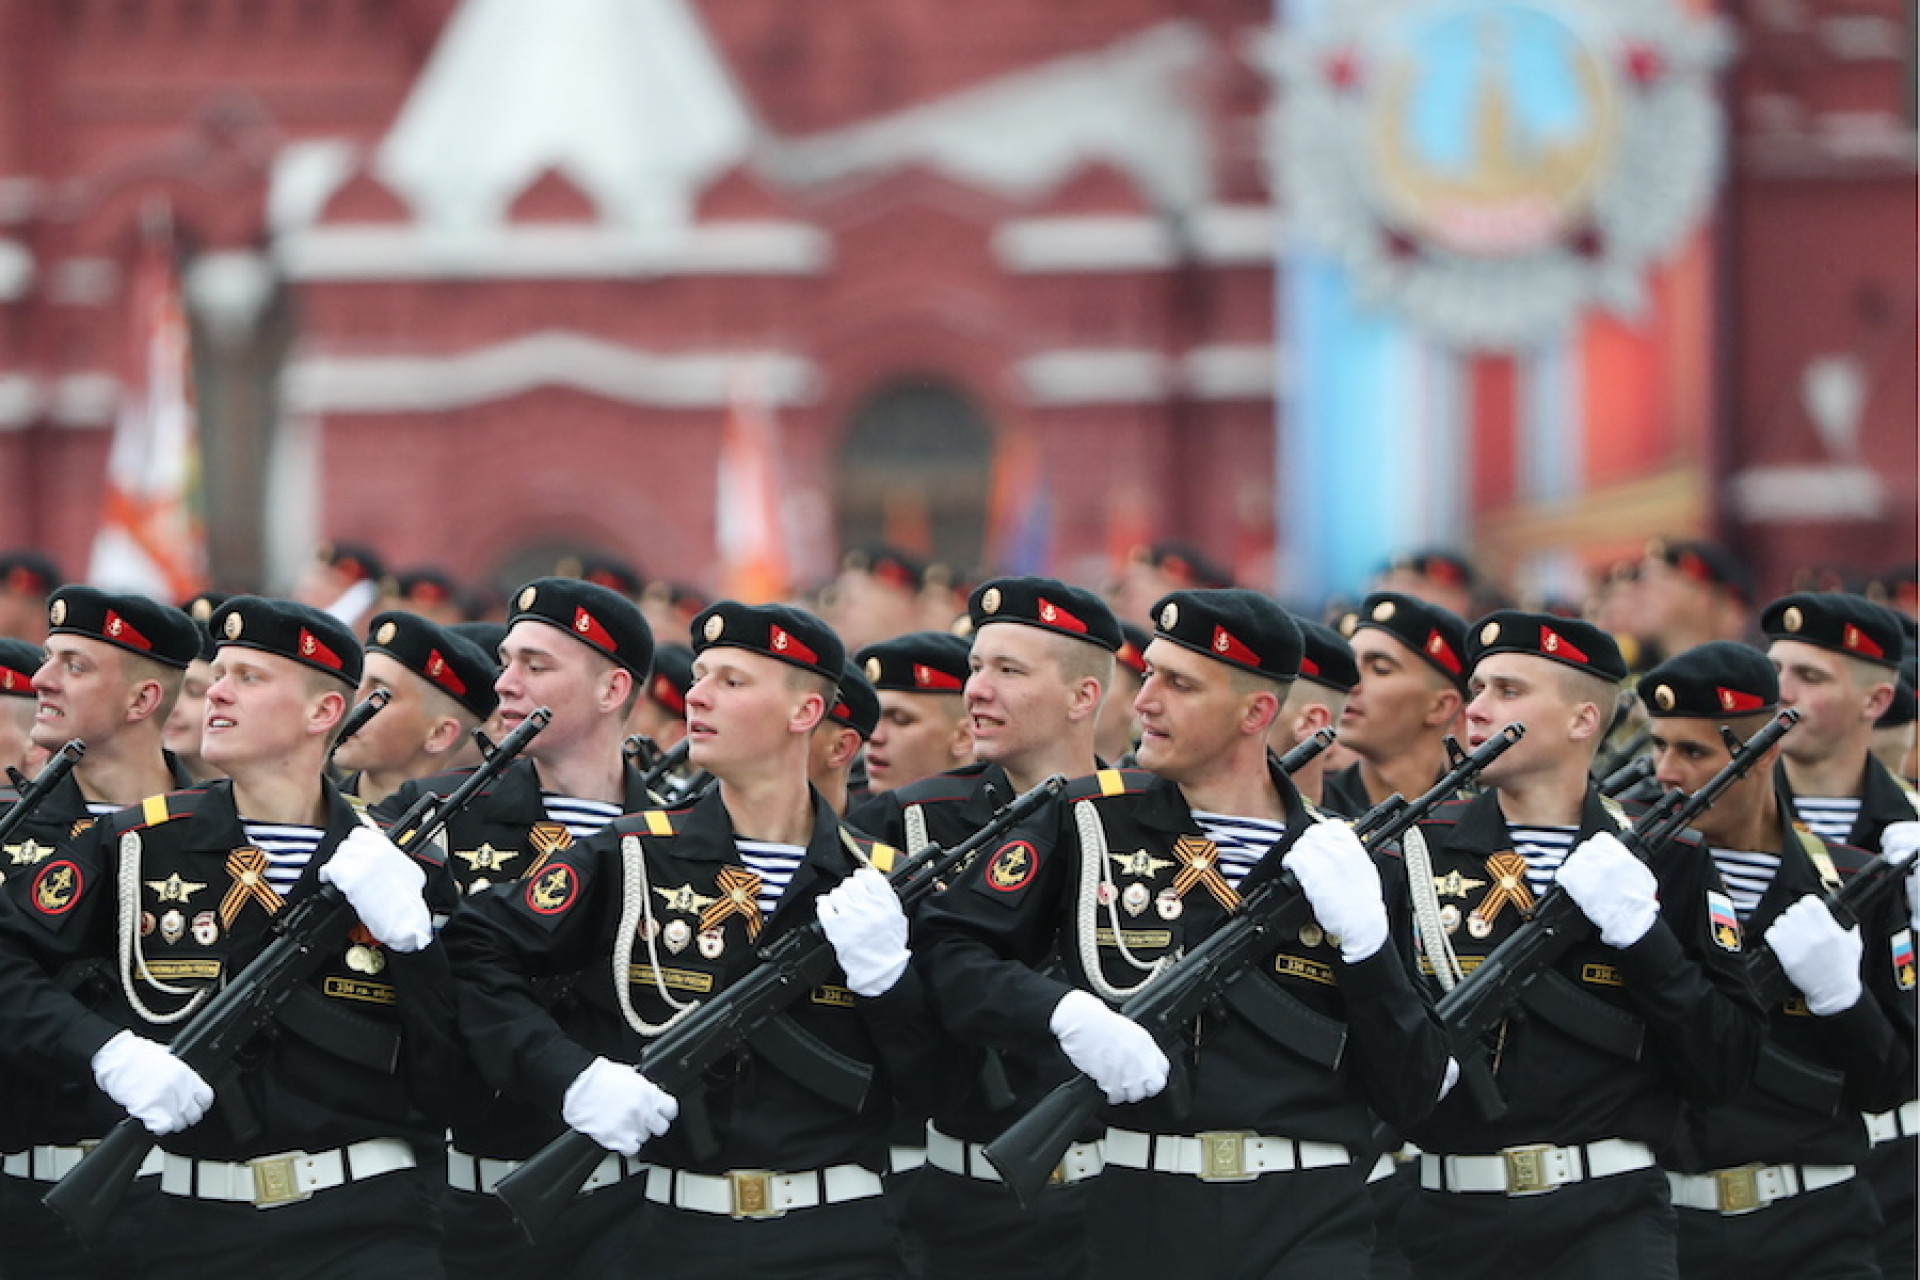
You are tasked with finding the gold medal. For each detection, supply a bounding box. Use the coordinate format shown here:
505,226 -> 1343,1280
664,919 -> 692,954
1154,887 -> 1182,921
1299,922 -> 1325,949
346,943 -> 386,975
160,910 -> 185,944
1467,911 -> 1493,940
1439,903 -> 1461,935
1122,883 -> 1150,917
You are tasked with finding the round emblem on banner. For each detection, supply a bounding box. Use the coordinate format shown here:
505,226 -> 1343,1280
703,614 -> 725,643
1654,684 -> 1676,711
48,599 -> 66,627
1159,603 -> 1179,631
224,613 -> 244,640
980,587 -> 1002,615
1371,601 -> 1397,623
376,621 -> 397,646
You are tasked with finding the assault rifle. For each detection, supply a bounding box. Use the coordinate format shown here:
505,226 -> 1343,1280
981,724 -> 1526,1208
328,688 -> 391,758
0,739 -> 86,848
494,773 -> 1070,1242
1429,708 -> 1798,1121
1276,726 -> 1338,778
45,709 -> 554,1245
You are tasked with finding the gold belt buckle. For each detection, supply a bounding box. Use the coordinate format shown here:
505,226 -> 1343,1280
1714,1164 -> 1764,1215
728,1169 -> 784,1219
1500,1144 -> 1557,1196
250,1153 -> 310,1208
1197,1131 -> 1256,1183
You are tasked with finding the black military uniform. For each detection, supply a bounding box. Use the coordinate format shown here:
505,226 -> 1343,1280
0,598 -> 457,1279
443,602 -> 936,1279
919,591 -> 1450,1279
1395,615 -> 1764,1280
374,579 -> 656,1280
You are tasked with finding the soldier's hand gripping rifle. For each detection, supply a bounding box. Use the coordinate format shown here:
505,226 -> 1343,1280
1745,822 -> 1913,1010
981,724 -> 1527,1209
0,739 -> 86,848
327,687 -> 391,759
493,773 -> 1070,1243
45,708 -> 554,1246
1430,708 -> 1798,1122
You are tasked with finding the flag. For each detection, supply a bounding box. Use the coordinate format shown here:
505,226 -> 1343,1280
716,366 -> 789,603
987,433 -> 1052,575
87,228 -> 208,600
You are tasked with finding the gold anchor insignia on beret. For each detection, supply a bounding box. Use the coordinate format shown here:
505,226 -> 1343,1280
864,657 -> 882,682
224,613 -> 243,640
190,599 -> 213,621
1479,621 -> 1500,645
1654,684 -> 1676,711
1371,601 -> 1396,623
1159,602 -> 1178,630
980,587 -> 1001,614
427,653 -> 445,677
575,612 -> 592,634
1338,613 -> 1357,637
517,586 -> 537,611
1543,631 -> 1561,653
703,614 -> 724,642
48,599 -> 66,626
375,621 -> 396,645
1717,688 -> 1736,711
300,633 -> 317,656
1782,606 -> 1802,632
106,616 -> 122,636
1039,601 -> 1057,622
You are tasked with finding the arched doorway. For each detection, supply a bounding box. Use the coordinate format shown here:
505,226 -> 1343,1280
835,379 -> 994,573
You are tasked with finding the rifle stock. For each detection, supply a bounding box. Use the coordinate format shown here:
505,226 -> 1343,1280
43,709 -> 553,1245
494,773 -> 1069,1242
982,724 -> 1527,1208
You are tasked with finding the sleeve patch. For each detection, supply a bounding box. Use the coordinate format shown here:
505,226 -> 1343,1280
525,862 -> 580,916
32,860 -> 83,915
1706,890 -> 1741,952
1893,928 -> 1915,991
983,840 -> 1039,893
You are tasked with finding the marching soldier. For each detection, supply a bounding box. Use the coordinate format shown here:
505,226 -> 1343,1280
1322,593 -> 1469,817
852,631 -> 974,797
1270,615 -> 1359,809
1094,624 -> 1149,767
0,552 -> 60,644
919,589 -> 1451,1279
1633,540 -> 1752,670
0,596 -> 453,1277
626,643 -> 693,759
333,612 -> 497,806
812,661 -> 878,816
0,637 -> 44,776
1393,612 -> 1763,1279
374,578 -> 656,1280
1640,642 -> 1910,1277
444,602 -> 935,1277
162,594 -> 228,784
1761,592 -> 1918,1276
293,541 -> 385,632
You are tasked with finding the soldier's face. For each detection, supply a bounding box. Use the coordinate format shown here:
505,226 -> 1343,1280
865,691 -> 967,793
965,625 -> 1074,770
161,657 -> 213,765
1769,640 -> 1886,762
32,636 -> 135,752
331,654 -> 441,775
494,621 -> 620,757
1132,639 -> 1256,784
685,648 -> 817,774
1649,716 -> 1773,845
202,650 -> 335,769
1464,655 -> 1577,786
1341,630 -> 1444,760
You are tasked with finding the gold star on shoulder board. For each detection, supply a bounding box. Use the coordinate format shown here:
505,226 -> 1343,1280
1432,869 -> 1487,900
146,872 -> 209,902
7,838 -> 53,867
456,844 -> 517,873
1108,848 -> 1174,880
654,883 -> 719,916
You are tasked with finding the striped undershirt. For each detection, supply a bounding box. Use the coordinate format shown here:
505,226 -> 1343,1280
736,840 -> 806,919
1710,847 -> 1780,921
1190,811 -> 1288,890
86,802 -> 118,817
1792,797 -> 1860,846
241,821 -> 324,897
540,794 -> 623,840
1507,826 -> 1579,900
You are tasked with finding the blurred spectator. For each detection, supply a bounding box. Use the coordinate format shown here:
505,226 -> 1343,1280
1111,540 -> 1232,631
0,551 -> 60,643
293,540 -> 384,630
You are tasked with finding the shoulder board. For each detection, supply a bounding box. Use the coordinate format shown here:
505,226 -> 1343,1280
615,809 -> 682,839
1066,768 -> 1153,802
112,789 -> 208,833
889,764 -> 991,807
1416,796 -> 1475,827
841,828 -> 901,874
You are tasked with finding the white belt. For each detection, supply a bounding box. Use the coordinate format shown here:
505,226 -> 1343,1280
2,1144 -> 163,1182
1864,1100 -> 1920,1146
1419,1139 -> 1655,1196
644,1163 -> 884,1219
1367,1143 -> 1420,1184
444,1145 -> 643,1196
923,1124 -> 1104,1186
1667,1163 -> 1854,1215
888,1145 -> 925,1175
158,1138 -> 415,1208
1103,1127 -> 1349,1182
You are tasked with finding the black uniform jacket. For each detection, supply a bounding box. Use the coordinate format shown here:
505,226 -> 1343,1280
441,785 -> 937,1176
1666,810 -> 1911,1173
0,752 -> 198,903
1404,786 -> 1765,1157
917,760 -> 1449,1144
1320,763 -> 1374,820
0,779 -> 457,1160
1774,754 -> 1920,855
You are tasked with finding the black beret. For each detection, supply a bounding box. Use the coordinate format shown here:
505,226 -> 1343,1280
1151,589 -> 1302,682
1114,623 -> 1151,679
448,622 -> 507,664
968,577 -> 1122,653
1877,657 -> 1916,730
1388,548 -> 1476,590
0,550 -> 59,596
314,541 -> 382,584
180,591 -> 229,662
1468,610 -> 1626,683
386,567 -> 459,610
1294,616 -> 1359,693
645,644 -> 695,715
1761,593 -> 1904,670
508,577 -> 654,678
641,580 -> 710,621
856,632 -> 971,694
843,545 -> 926,594
1645,537 -> 1751,603
827,661 -> 880,739
1346,591 -> 1470,691
0,637 -> 40,696
558,554 -> 644,599
211,596 -> 363,687
48,587 -> 200,669
366,611 -> 498,722
1638,641 -> 1778,718
1131,540 -> 1232,590
693,601 -> 845,683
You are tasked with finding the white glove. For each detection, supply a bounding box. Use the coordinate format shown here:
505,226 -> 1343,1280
320,826 -> 433,953
1049,989 -> 1169,1105
1556,833 -> 1659,948
1881,822 -> 1920,933
1765,895 -> 1863,1016
562,1057 -> 679,1157
1282,822 -> 1389,963
816,867 -> 910,997
91,1030 -> 213,1136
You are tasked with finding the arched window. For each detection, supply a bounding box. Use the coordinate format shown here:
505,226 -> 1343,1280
835,379 -> 993,572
